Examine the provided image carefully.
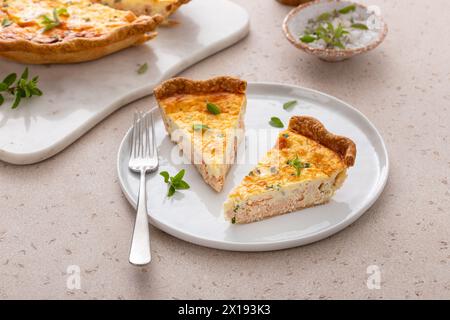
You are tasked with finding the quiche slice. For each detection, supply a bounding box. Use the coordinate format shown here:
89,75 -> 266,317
93,0 -> 190,21
224,116 -> 357,224
154,76 -> 247,192
0,0 -> 164,64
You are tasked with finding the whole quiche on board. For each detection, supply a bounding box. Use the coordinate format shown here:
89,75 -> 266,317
0,0 -> 164,64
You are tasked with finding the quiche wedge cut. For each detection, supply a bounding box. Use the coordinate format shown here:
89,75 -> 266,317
94,0 -> 190,21
154,76 -> 247,192
0,0 -> 164,64
224,116 -> 357,224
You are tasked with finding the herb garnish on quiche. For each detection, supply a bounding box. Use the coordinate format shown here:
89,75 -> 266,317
154,76 -> 247,192
224,116 -> 357,224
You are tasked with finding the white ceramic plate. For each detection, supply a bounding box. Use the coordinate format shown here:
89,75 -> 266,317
117,83 -> 389,251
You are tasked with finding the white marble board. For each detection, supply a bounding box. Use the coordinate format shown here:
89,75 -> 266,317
0,0 -> 249,165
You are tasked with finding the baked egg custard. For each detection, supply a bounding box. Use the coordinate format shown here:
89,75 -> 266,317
154,76 -> 247,192
224,116 -> 356,224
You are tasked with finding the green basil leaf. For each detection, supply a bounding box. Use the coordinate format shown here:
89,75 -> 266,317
167,185 -> 176,197
20,67 -> 29,81
316,12 -> 331,22
269,117 -> 284,128
283,100 -> 297,110
206,102 -> 221,115
300,35 -> 316,43
137,62 -> 148,75
3,73 -> 17,87
338,5 -> 356,14
160,171 -> 170,183
1,18 -> 12,27
351,23 -> 369,30
175,180 -> 190,190
11,92 -> 21,109
0,94 -> 4,106
172,169 -> 185,183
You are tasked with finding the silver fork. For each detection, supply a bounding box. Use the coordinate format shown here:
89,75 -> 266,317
128,111 -> 158,266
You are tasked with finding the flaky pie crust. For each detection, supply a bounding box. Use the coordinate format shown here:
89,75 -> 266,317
288,116 -> 357,167
154,76 -> 247,100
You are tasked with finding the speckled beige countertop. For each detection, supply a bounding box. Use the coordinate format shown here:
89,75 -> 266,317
1,0 -> 449,300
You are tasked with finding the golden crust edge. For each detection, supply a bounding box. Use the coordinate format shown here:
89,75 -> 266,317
155,77 -> 247,192
0,14 -> 164,58
288,116 -> 357,167
153,76 -> 247,100
133,0 -> 190,18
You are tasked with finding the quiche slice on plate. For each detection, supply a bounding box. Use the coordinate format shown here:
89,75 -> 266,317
94,0 -> 190,21
224,116 -> 357,224
154,76 -> 247,192
0,0 -> 164,64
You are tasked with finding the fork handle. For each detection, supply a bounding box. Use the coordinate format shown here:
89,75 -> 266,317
129,170 -> 151,265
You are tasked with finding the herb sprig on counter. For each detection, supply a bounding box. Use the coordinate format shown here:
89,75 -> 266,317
0,68 -> 43,109
137,62 -> 148,75
160,169 -> 190,197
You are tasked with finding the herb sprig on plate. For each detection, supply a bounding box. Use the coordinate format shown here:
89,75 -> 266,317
283,100 -> 297,110
160,169 -> 190,197
0,68 -> 43,109
269,117 -> 284,128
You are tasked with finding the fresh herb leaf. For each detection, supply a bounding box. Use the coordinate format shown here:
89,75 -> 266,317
206,102 -> 221,115
1,18 -> 12,27
56,8 -> 69,17
0,68 -> 42,109
11,92 -> 21,109
2,73 -> 17,87
192,124 -> 210,131
351,23 -> 369,30
300,34 -> 317,43
0,94 -> 4,106
175,180 -> 190,190
167,185 -> 176,197
137,62 -> 148,75
160,171 -> 170,183
20,67 -> 29,80
316,12 -> 331,21
338,5 -> 356,14
172,169 -> 185,184
287,156 -> 311,176
40,8 -> 68,32
160,169 -> 190,197
283,100 -> 297,110
269,117 -> 284,128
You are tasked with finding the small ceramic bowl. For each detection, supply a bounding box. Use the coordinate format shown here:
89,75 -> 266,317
283,0 -> 388,62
